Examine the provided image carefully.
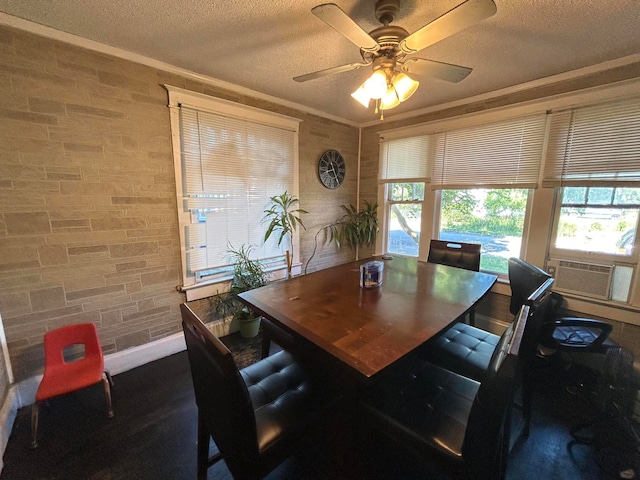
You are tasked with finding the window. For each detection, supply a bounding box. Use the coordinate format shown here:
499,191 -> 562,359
379,113 -> 545,274
439,188 -> 529,274
166,86 -> 301,293
554,186 -> 640,256
379,136 -> 431,258
386,182 -> 424,257
544,96 -> 640,303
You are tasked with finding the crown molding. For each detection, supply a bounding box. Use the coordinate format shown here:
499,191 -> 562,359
2,12 -> 639,131
0,12 -> 359,128
360,53 -> 640,129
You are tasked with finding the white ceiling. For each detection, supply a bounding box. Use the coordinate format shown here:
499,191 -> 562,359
0,0 -> 639,125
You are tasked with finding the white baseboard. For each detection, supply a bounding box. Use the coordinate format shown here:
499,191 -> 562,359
0,386 -> 18,472
0,330 -> 195,473
8,316 -> 238,410
103,331 -> 186,378
12,330 -> 191,414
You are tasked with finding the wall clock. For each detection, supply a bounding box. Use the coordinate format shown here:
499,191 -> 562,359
318,149 -> 345,189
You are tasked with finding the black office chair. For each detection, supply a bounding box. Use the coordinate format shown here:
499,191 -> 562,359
569,345 -> 638,446
360,303 -> 530,480
427,239 -> 482,325
508,259 -> 619,395
180,304 -> 338,480
539,313 -> 616,353
509,257 -> 616,354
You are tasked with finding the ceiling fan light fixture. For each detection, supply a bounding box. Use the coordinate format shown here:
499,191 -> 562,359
380,86 -> 400,110
391,72 -> 419,102
363,69 -> 388,99
351,85 -> 371,108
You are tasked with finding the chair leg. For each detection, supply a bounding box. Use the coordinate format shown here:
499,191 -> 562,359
498,408 -> 513,480
197,414 -> 211,480
468,309 -> 476,327
105,369 -> 114,388
30,403 -> 39,449
522,379 -> 532,438
102,374 -> 114,418
261,335 -> 271,359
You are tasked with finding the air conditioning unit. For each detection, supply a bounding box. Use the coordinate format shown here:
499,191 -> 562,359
546,259 -> 613,300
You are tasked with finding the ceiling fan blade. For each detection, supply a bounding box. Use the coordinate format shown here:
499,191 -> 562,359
293,62 -> 370,82
399,0 -> 496,54
312,3 -> 379,53
400,58 -> 472,83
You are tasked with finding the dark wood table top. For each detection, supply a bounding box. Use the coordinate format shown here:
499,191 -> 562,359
239,256 -> 497,380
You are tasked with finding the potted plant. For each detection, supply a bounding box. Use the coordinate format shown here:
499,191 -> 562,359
305,200 -> 379,273
262,191 -> 307,277
211,244 -> 269,338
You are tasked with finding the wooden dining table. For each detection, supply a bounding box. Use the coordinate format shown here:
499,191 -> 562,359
239,256 -> 497,382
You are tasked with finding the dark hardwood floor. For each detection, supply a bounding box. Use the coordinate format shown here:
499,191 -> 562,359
2,333 -> 638,480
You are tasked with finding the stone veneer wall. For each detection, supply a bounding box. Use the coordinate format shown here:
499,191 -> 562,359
0,24 -> 359,385
359,61 -> 640,360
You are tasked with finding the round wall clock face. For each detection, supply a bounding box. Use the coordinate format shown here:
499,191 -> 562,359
318,149 -> 346,189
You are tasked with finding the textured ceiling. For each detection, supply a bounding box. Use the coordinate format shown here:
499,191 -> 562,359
0,0 -> 639,124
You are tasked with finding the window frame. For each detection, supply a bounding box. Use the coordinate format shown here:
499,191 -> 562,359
165,85 -> 302,299
384,182 -> 426,258
549,186 -> 640,264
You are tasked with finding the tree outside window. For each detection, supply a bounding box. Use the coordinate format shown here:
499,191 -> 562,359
440,189 -> 528,274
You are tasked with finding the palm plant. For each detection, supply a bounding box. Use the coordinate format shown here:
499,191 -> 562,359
328,200 -> 379,250
262,191 -> 307,275
305,200 -> 379,273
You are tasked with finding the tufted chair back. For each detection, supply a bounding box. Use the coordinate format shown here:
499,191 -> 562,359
427,239 -> 481,272
181,303 -> 338,480
181,304 -> 259,476
462,303 -> 529,478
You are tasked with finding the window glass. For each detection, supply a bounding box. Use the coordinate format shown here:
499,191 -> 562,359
555,186 -> 640,256
386,183 -> 423,257
439,189 -> 529,274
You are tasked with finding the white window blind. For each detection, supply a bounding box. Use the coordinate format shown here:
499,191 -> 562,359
431,113 -> 547,189
543,96 -> 640,187
379,135 -> 431,183
179,106 -> 295,277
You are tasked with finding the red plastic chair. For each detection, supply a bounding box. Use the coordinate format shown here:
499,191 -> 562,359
31,323 -> 114,448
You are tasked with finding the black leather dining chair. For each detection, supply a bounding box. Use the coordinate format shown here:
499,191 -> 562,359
427,239 -> 481,325
180,303 -> 338,480
507,257 -> 553,315
427,239 -> 482,271
359,303 -> 531,480
421,258 -> 553,381
420,258 -> 555,436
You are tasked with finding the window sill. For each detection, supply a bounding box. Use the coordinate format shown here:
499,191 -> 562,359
179,263 -> 301,302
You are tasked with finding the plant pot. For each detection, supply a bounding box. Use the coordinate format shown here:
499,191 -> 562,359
239,316 -> 261,338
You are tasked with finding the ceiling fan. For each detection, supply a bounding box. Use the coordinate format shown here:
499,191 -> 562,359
294,0 -> 497,115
